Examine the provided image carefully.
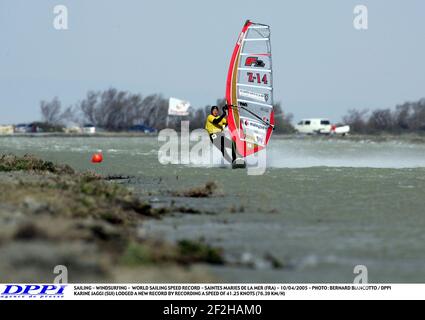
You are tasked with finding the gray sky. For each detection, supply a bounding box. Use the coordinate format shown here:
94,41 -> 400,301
1,0 -> 424,124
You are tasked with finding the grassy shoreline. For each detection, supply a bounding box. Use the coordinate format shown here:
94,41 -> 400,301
0,154 -> 223,282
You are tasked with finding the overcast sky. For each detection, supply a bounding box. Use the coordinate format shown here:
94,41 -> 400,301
1,0 -> 424,123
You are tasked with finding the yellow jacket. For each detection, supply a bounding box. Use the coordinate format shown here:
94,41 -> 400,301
205,114 -> 227,134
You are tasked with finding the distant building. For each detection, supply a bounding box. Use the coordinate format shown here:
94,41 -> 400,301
0,125 -> 14,135
14,123 -> 39,133
82,124 -> 96,134
62,121 -> 81,134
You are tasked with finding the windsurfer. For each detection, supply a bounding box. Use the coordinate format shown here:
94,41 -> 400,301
205,105 -> 238,164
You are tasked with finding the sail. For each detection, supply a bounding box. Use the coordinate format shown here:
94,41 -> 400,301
226,20 -> 274,157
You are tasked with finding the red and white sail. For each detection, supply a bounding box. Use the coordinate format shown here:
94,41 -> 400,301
226,20 -> 275,157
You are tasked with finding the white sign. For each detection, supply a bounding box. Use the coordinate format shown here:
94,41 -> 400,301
168,97 -> 190,116
239,89 -> 269,103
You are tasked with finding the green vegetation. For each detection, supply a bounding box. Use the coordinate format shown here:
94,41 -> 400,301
172,181 -> 218,198
120,241 -> 176,266
0,154 -> 74,174
177,240 -> 224,265
0,154 -> 224,282
120,239 -> 224,266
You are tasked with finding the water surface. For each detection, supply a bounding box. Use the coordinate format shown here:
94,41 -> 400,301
1,135 -> 425,282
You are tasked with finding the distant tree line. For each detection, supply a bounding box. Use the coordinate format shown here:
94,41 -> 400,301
343,98 -> 425,134
40,89 -> 169,131
40,88 -> 425,135
39,88 -> 295,133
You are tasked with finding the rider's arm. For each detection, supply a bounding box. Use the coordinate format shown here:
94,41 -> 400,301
212,114 -> 225,125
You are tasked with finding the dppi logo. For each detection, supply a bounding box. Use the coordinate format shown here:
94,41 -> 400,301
1,285 -> 67,299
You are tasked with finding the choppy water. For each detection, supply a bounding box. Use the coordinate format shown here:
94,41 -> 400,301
2,135 -> 425,282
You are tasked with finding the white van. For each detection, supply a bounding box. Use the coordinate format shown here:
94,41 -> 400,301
295,118 -> 350,135
295,118 -> 332,134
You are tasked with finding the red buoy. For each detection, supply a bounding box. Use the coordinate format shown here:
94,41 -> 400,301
91,153 -> 103,163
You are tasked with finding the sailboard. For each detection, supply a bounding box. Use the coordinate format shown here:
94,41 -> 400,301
226,20 -> 275,157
